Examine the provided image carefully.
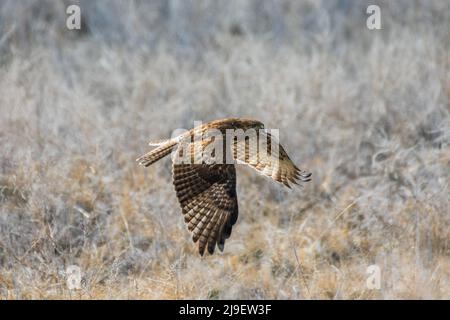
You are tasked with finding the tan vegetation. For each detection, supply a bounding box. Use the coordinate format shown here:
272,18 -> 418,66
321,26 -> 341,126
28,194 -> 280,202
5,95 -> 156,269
0,0 -> 449,299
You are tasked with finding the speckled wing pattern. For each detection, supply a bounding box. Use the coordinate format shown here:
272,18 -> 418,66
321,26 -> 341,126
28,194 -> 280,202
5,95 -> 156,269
233,131 -> 311,188
171,136 -> 238,255
173,162 -> 238,256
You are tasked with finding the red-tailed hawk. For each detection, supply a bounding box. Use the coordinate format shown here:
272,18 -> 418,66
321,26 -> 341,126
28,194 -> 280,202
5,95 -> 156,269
137,118 -> 311,255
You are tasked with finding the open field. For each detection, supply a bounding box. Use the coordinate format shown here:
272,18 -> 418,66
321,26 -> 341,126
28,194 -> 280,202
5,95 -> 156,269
0,0 -> 449,299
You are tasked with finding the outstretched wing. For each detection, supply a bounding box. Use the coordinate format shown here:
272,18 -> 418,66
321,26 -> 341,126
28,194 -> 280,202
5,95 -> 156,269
233,131 -> 311,188
172,162 -> 238,256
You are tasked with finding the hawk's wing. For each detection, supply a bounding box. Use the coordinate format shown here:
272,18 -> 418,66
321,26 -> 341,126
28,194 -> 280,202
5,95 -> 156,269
172,161 -> 238,256
233,131 -> 311,188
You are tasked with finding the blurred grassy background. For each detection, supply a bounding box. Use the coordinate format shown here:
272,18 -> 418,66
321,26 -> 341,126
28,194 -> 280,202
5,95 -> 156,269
0,0 -> 449,299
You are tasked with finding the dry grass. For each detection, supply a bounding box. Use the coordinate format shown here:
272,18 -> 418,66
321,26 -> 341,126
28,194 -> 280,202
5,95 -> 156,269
0,0 -> 449,299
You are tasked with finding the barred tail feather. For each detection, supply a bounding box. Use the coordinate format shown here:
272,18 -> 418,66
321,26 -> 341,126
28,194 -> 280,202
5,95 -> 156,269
136,141 -> 177,167
148,138 -> 171,146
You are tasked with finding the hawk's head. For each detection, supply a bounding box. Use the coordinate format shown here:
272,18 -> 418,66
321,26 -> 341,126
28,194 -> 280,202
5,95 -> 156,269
227,118 -> 265,131
252,121 -> 265,131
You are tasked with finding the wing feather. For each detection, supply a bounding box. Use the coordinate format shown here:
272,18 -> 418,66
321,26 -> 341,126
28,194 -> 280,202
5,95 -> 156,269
172,141 -> 238,255
233,131 -> 311,186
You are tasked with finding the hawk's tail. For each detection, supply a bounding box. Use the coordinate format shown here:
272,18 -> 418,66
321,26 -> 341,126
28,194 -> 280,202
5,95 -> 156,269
136,139 -> 177,167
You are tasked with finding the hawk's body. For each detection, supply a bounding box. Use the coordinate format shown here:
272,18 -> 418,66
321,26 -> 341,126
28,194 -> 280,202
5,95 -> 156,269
137,118 -> 311,255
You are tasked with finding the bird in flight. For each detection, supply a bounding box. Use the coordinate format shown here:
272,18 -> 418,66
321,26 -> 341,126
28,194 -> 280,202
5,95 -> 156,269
137,118 -> 311,256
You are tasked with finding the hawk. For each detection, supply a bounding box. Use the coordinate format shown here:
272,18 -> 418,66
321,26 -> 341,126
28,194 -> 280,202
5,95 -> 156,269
137,118 -> 311,255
